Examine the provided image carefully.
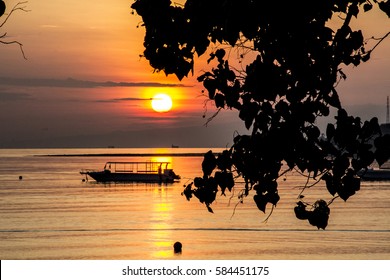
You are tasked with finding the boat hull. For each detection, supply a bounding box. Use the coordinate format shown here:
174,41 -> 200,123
84,171 -> 177,183
359,169 -> 390,181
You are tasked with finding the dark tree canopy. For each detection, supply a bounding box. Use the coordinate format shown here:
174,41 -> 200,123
132,0 -> 390,229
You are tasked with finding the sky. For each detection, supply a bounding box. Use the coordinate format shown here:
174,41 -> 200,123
0,0 -> 389,148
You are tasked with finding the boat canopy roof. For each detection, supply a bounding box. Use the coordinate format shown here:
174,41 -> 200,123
104,161 -> 172,173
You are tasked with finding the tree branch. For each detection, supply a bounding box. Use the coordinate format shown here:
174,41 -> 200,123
0,38 -> 26,59
0,1 -> 29,59
0,1 -> 29,28
369,31 -> 390,53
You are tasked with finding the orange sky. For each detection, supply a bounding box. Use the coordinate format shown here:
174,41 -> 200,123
0,0 -> 389,148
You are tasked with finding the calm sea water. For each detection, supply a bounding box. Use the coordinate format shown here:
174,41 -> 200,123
0,148 -> 389,260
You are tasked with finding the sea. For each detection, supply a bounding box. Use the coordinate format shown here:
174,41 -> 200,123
0,148 -> 389,260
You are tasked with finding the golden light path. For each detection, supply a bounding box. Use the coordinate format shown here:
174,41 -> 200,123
151,93 -> 173,113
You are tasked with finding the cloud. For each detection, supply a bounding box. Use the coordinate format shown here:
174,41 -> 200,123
0,77 -> 188,88
96,97 -> 152,103
40,25 -> 60,28
0,91 -> 34,101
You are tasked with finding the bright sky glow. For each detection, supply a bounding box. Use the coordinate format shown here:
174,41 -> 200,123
0,0 -> 389,148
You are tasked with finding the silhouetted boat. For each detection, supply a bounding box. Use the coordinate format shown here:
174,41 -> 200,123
80,161 -> 180,183
359,167 -> 390,181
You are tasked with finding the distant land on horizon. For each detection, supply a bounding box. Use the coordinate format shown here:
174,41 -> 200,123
0,125 -> 237,149
2,116 -> 388,149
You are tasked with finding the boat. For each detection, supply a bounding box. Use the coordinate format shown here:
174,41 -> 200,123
80,161 -> 180,183
358,167 -> 390,181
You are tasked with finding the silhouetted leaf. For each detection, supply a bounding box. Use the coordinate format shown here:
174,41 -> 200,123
182,182 -> 193,201
215,49 -> 226,62
0,1 -> 5,17
338,170 -> 360,201
202,150 -> 217,177
215,171 -> 235,195
216,149 -> 233,171
379,0 -> 390,17
294,201 -> 309,220
363,3 -> 373,12
374,134 -> 390,166
194,177 -> 204,188
203,79 -> 217,99
253,194 -> 267,213
268,191 -> 280,206
326,123 -> 336,140
322,173 -> 337,196
214,93 -> 225,108
308,200 -> 330,230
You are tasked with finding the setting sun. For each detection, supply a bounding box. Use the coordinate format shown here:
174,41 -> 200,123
151,93 -> 173,113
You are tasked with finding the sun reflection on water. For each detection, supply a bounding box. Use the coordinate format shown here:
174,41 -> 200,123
149,187 -> 175,258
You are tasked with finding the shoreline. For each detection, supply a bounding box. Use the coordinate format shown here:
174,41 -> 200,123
37,153 -> 210,157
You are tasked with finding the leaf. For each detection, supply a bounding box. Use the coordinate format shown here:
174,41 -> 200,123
337,170 -> 360,201
214,93 -> 225,108
322,173 -> 337,196
374,134 -> 390,166
379,1 -> 390,18
328,88 -> 341,109
326,123 -> 336,140
294,201 -> 309,220
363,3 -> 373,12
349,3 -> 359,18
194,177 -> 204,188
215,49 -> 226,62
195,38 -> 209,57
268,191 -> 280,206
202,150 -> 217,177
203,79 -> 217,99
308,200 -> 330,230
0,1 -> 5,17
238,101 -> 259,129
253,194 -> 267,213
216,149 -> 233,170
214,171 -> 235,193
182,182 -> 193,201
350,30 -> 364,51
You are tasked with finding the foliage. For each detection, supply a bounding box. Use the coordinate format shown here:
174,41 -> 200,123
132,0 -> 390,229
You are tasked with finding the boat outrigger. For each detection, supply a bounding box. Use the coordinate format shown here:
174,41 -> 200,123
80,161 -> 180,183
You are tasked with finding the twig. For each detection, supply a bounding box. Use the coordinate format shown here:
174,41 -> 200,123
0,1 -> 30,28
262,205 -> 275,224
327,195 -> 340,206
0,1 -> 29,59
369,31 -> 390,53
204,108 -> 222,126
0,39 -> 26,59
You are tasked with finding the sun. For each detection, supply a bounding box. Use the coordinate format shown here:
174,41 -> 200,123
151,93 -> 173,113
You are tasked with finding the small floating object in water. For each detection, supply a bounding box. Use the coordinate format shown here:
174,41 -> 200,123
173,241 -> 182,254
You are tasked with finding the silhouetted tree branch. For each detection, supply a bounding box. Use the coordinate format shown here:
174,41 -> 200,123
0,1 -> 29,59
132,0 -> 390,229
